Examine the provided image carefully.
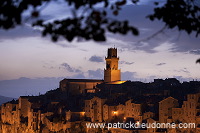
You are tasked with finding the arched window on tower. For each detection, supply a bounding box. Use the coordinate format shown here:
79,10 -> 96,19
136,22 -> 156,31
106,64 -> 110,69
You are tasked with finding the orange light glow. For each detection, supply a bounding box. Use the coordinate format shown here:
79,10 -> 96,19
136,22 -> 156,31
113,111 -> 118,115
81,112 -> 85,116
107,81 -> 126,84
136,121 -> 140,126
115,81 -> 126,84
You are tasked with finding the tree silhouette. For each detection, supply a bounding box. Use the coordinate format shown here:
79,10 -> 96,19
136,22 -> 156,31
0,0 -> 199,42
149,0 -> 200,37
196,58 -> 200,64
0,0 -> 200,63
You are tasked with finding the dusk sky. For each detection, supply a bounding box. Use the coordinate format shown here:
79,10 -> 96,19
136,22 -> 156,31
0,0 -> 200,98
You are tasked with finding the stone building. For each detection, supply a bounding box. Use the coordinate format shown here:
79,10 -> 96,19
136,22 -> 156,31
143,112 -> 155,120
1,47 -> 200,133
159,97 -> 179,123
103,104 -> 119,122
59,79 -> 103,94
182,93 -> 200,123
1,100 -> 20,125
28,109 -> 41,131
171,93 -> 200,126
84,96 -> 106,122
104,47 -> 121,83
19,96 -> 32,117
66,110 -> 85,122
125,99 -> 142,122
59,48 -> 122,95
84,97 -> 145,123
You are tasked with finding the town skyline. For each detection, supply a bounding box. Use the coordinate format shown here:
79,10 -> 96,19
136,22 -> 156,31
0,1 -> 200,98
1,48 -> 200,132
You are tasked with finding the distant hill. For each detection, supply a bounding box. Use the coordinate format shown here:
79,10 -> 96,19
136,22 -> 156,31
0,77 -> 64,98
0,95 -> 15,105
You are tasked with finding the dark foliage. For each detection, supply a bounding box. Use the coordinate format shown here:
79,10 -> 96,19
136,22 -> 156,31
149,0 -> 200,37
196,58 -> 200,64
0,0 -> 138,42
0,0 -> 199,42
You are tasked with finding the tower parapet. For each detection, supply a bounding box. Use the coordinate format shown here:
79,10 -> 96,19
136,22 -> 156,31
104,48 -> 121,83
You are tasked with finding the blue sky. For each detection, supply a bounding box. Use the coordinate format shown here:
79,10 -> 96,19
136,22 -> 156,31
0,0 -> 200,98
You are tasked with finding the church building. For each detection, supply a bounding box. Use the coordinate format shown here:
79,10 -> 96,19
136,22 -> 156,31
104,47 -> 121,83
59,48 -> 123,95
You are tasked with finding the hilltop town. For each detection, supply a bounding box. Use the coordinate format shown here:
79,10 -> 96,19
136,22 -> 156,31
1,48 -> 200,133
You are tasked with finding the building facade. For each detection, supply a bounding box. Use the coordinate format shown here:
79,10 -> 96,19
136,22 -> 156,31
104,48 -> 121,83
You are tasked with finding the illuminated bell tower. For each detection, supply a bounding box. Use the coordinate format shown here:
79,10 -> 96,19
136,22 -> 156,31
104,48 -> 121,83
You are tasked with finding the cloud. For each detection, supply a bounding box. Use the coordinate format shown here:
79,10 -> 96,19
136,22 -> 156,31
0,0 -> 72,41
172,76 -> 194,82
43,65 -> 56,69
104,5 -> 200,54
121,71 -> 137,81
60,63 -> 73,72
70,73 -> 85,79
169,32 -> 200,53
156,63 -> 166,66
1,2 -> 199,55
55,42 -> 76,48
103,5 -> 169,53
89,56 -> 104,63
189,49 -> 200,55
181,68 -> 190,74
174,68 -> 190,74
59,63 -> 81,73
0,26 -> 40,40
88,69 -> 103,79
120,61 -> 134,65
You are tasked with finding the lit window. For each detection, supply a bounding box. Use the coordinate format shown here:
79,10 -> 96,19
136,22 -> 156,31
113,111 -> 118,115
